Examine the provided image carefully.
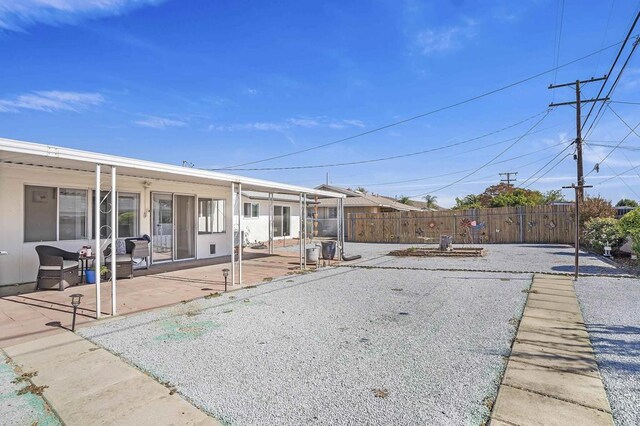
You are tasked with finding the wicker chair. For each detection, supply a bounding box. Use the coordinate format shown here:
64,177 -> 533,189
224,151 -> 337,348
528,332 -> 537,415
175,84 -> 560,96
104,238 -> 150,279
35,245 -> 80,291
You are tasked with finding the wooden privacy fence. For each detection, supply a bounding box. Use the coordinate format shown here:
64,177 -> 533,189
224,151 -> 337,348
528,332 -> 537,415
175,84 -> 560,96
347,205 -> 575,244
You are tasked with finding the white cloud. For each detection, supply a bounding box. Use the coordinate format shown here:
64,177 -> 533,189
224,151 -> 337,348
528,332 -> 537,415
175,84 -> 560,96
0,90 -> 104,112
214,117 -> 366,132
416,18 -> 478,54
134,116 -> 187,129
288,118 -> 319,128
0,0 -> 163,31
242,88 -> 258,96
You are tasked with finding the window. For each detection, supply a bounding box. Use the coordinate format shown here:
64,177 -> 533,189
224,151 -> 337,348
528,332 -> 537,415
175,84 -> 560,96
24,186 -> 88,242
243,202 -> 259,218
24,186 -> 57,242
59,189 -> 88,240
92,192 -> 140,238
199,199 -> 225,233
328,207 -> 338,219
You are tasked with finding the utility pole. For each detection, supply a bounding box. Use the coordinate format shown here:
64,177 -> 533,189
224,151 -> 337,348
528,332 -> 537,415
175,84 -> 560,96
499,172 -> 518,187
549,76 -> 609,203
563,183 -> 593,280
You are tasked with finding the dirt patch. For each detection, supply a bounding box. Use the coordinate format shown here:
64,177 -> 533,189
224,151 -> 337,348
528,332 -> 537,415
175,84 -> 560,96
17,384 -> 48,396
389,247 -> 485,257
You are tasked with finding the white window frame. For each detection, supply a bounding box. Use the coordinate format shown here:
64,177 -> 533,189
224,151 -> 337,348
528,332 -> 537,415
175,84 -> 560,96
198,198 -> 226,234
243,202 -> 260,218
24,184 -> 89,243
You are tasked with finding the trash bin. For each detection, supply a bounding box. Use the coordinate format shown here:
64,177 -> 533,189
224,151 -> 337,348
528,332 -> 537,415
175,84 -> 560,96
321,241 -> 337,260
85,269 -> 96,284
306,245 -> 319,263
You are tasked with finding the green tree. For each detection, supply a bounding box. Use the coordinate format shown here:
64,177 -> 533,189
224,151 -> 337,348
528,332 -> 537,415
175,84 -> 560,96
423,195 -> 438,209
543,189 -> 568,204
355,186 -> 368,194
397,195 -> 411,205
453,194 -> 483,210
616,198 -> 638,207
490,188 -> 544,207
580,195 -> 615,230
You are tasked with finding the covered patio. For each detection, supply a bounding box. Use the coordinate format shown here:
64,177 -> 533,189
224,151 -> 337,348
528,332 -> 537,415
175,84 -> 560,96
0,138 -> 346,347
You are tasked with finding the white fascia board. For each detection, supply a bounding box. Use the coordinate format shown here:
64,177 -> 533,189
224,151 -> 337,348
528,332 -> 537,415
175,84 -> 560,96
0,137 -> 344,198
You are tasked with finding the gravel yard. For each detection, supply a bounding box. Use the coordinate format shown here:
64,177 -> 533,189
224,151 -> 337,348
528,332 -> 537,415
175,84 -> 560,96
344,243 -> 629,275
576,276 -> 640,426
81,266 -> 530,425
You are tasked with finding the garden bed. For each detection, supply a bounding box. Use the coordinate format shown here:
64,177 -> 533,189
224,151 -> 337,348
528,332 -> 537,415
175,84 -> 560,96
389,247 -> 486,257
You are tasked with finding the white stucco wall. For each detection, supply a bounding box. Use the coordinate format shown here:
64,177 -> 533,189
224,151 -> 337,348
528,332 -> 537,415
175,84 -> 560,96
240,198 -> 301,243
0,163 -> 236,286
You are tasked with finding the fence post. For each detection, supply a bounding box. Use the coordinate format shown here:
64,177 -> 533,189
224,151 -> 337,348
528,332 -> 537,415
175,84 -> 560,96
517,206 -> 525,243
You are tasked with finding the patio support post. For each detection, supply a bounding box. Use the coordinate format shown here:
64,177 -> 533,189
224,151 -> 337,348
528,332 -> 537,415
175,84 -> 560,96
340,197 -> 345,255
231,182 -> 235,287
111,166 -> 117,316
238,182 -> 243,286
268,193 -> 274,254
95,164 -> 101,319
303,193 -> 307,269
299,193 -> 303,269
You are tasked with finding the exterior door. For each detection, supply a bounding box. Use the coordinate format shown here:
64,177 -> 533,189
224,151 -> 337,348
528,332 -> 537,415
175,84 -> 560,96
273,205 -> 291,237
152,193 -> 173,262
175,195 -> 196,260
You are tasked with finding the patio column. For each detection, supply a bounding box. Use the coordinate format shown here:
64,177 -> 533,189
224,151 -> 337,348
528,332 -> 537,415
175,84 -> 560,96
110,166 -> 117,316
95,164 -> 101,319
339,197 -> 345,256
268,193 -> 274,255
238,182 -> 243,286
303,193 -> 307,269
231,183 -> 235,287
299,193 -> 303,269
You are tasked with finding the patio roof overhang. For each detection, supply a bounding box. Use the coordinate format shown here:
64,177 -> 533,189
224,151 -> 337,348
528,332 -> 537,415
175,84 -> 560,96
0,137 -> 345,198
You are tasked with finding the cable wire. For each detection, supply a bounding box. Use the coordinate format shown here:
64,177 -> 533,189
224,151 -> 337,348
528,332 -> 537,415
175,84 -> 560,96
408,109 -> 553,197
216,41 -> 624,170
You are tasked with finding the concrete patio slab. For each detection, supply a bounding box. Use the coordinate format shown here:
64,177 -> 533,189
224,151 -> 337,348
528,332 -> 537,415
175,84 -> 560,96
502,360 -> 611,411
491,385 -> 613,426
510,341 -> 600,378
4,331 -> 219,426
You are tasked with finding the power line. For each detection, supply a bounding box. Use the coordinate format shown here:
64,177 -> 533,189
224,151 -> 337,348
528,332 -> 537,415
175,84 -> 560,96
581,11 -> 640,138
522,150 -> 574,189
211,111 -> 551,171
552,0 -> 566,92
351,140 -> 572,188
408,109 -> 553,198
519,141 -> 574,188
585,105 -> 640,177
216,40 -> 624,170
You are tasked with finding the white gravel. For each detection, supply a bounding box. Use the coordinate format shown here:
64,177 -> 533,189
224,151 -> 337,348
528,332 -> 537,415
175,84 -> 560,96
343,243 -> 629,276
80,266 -> 530,425
0,352 -> 60,426
576,276 -> 640,426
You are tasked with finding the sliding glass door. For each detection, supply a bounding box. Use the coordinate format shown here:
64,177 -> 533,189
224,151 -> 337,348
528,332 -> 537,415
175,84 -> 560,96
175,195 -> 196,260
152,193 -> 196,262
273,205 -> 291,237
152,193 -> 173,262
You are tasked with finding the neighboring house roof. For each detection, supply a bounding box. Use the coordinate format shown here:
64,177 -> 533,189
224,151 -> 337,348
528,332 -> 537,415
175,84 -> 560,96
376,195 -> 443,211
314,184 -> 421,211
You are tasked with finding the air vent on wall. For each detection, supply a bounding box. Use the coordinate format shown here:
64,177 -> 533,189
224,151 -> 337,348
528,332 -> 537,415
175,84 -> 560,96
209,244 -> 216,255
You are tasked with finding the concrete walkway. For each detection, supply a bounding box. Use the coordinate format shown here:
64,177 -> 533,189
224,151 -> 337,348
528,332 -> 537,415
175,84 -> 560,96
490,274 -> 614,425
3,331 -> 220,425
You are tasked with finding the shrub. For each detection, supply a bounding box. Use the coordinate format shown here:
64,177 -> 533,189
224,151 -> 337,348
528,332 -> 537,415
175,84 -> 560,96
631,230 -> 640,257
580,195 -> 615,230
583,217 -> 625,253
619,208 -> 640,235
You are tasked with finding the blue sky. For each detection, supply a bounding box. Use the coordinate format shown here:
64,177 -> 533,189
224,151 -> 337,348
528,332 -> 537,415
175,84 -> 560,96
1,0 -> 639,207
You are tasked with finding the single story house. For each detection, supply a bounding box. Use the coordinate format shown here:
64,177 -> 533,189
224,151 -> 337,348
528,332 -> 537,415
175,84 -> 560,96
0,138 -> 345,313
313,184 -> 420,238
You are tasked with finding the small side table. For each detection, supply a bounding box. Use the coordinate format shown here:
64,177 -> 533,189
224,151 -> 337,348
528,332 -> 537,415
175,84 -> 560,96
79,255 -> 95,284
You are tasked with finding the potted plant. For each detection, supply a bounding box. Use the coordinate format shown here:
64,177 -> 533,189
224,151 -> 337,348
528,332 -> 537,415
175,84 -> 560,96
100,265 -> 111,281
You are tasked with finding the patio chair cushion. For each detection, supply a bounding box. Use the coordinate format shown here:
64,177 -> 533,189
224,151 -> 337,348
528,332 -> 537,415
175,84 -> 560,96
105,255 -> 133,263
39,260 -> 79,271
115,239 -> 127,255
